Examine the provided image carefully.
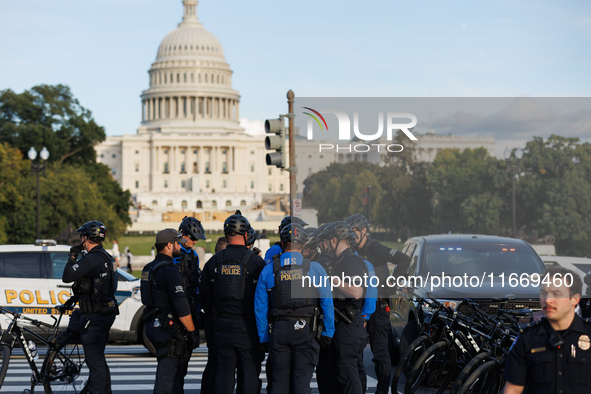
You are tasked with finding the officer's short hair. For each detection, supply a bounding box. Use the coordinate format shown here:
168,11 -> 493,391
541,266 -> 583,297
155,243 -> 168,253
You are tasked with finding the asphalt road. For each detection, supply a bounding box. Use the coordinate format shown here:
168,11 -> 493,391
3,344 -> 381,393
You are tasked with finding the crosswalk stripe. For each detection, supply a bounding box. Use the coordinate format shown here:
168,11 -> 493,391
2,352 -> 378,393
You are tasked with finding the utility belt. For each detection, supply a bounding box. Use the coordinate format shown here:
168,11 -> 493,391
145,308 -> 191,362
275,308 -> 324,340
79,297 -> 118,315
334,305 -> 361,324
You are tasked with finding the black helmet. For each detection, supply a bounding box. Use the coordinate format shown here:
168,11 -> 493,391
179,216 -> 206,241
346,214 -> 370,231
279,216 -> 308,230
76,221 -> 106,242
224,210 -> 250,235
316,222 -> 335,242
323,221 -> 356,245
280,223 -> 308,245
246,227 -> 257,245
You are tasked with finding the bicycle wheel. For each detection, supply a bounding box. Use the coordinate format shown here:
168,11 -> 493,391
392,335 -> 431,393
43,336 -> 89,394
449,352 -> 490,394
457,360 -> 501,394
405,340 -> 457,394
0,344 -> 11,389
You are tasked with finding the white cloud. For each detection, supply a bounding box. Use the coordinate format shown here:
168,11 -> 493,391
500,18 -> 512,23
460,22 -> 467,29
240,117 -> 265,136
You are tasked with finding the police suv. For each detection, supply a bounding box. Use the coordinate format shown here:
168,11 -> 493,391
0,240 -> 149,349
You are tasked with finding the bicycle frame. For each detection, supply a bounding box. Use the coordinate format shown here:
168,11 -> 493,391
0,306 -> 68,386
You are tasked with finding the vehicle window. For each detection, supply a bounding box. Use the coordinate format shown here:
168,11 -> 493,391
422,243 -> 545,276
50,252 -> 70,279
401,243 -> 410,255
408,243 -> 420,275
0,252 -> 45,278
404,243 -> 416,258
117,269 -> 137,282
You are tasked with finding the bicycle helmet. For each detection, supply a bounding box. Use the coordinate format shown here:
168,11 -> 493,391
179,216 -> 206,240
280,223 -> 308,245
246,226 -> 257,246
224,210 -> 250,235
279,216 -> 308,231
76,221 -> 106,242
346,214 -> 370,231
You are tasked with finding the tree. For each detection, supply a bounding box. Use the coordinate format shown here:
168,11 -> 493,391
0,85 -> 132,236
0,143 -> 27,243
460,192 -> 504,235
0,84 -> 105,165
428,147 -> 503,233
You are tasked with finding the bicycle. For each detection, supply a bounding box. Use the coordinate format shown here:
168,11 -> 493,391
0,305 -> 88,394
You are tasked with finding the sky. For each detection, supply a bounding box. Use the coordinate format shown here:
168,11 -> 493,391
1,0 -> 590,151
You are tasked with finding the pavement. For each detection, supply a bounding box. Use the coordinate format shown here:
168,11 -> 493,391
2,344 -> 380,393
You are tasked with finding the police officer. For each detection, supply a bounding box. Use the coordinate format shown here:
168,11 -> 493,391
322,221 -> 367,394
176,216 -> 210,391
255,224 -> 335,394
503,266 -> 591,394
264,216 -> 308,264
177,216 -> 205,321
247,226 -> 262,256
141,229 -> 199,394
62,221 -> 118,394
345,214 -> 410,394
200,210 -> 266,394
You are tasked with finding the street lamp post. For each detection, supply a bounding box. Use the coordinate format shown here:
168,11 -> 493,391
504,147 -> 523,238
28,147 -> 50,239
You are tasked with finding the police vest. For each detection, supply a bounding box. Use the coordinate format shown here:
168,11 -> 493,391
213,249 -> 256,303
269,257 -> 319,317
179,250 -> 200,289
76,249 -> 117,314
141,260 -> 182,311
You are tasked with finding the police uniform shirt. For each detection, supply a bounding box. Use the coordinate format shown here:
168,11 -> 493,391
331,248 -> 366,311
62,245 -> 117,298
254,251 -> 336,344
357,238 -> 410,298
143,254 -> 192,318
199,244 -> 266,316
264,243 -> 282,264
503,315 -> 591,394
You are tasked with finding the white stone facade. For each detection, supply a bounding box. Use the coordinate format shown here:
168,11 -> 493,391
95,0 -> 288,220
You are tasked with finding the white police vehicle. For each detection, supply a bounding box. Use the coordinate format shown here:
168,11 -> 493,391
0,240 -> 151,350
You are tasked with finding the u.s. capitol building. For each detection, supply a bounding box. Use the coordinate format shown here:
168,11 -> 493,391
96,1 -> 289,227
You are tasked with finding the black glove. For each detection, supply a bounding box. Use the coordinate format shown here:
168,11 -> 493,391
319,335 -> 332,348
70,244 -> 84,257
188,330 -> 199,349
260,342 -> 269,354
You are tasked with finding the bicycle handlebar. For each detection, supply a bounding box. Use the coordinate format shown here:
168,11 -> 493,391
0,306 -> 62,328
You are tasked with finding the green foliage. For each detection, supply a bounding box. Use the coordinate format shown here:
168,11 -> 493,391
0,143 -> 28,243
0,84 -> 105,165
304,135 -> 591,256
460,192 -> 504,235
0,85 -> 132,243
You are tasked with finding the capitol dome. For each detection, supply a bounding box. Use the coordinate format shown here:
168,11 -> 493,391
140,0 -> 241,132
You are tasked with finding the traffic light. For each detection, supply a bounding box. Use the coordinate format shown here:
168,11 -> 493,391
265,116 -> 286,168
